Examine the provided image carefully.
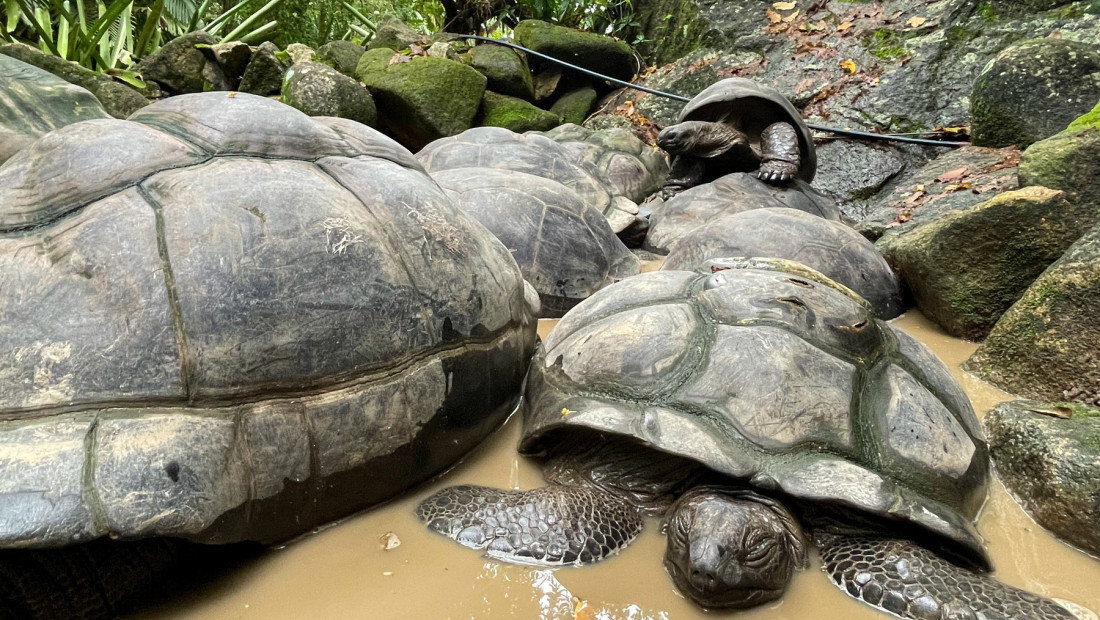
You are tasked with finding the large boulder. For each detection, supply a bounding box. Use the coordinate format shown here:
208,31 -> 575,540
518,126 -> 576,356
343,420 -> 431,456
238,41 -> 292,96
857,146 -> 1021,242
209,41 -> 253,87
469,45 -> 534,100
0,54 -> 109,165
985,400 -> 1100,557
1018,101 -> 1100,215
882,186 -> 1090,340
966,223 -> 1100,405
357,49 -> 486,151
970,38 -> 1100,148
136,31 -> 230,95
513,19 -> 637,82
0,43 -> 148,118
281,61 -> 377,127
549,86 -> 597,125
478,91 -> 560,133
316,40 -> 366,78
366,15 -> 430,52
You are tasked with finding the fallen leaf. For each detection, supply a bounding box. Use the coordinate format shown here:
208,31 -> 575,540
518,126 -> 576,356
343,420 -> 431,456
227,91 -> 237,98
896,212 -> 912,223
836,21 -> 853,30
840,59 -> 858,74
906,16 -> 927,27
1029,405 -> 1073,419
945,182 -> 971,192
914,184 -> 925,192
409,43 -> 424,55
561,407 -> 573,416
782,9 -> 800,22
795,77 -> 816,94
773,1 -> 796,9
766,7 -> 782,23
935,166 -> 969,183
379,531 -> 401,550
574,600 -> 598,620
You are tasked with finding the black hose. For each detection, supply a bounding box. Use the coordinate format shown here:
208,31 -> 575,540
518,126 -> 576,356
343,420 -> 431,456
463,34 -> 969,148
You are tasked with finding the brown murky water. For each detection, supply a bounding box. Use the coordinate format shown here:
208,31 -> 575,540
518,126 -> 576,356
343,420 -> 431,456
130,312 -> 1100,620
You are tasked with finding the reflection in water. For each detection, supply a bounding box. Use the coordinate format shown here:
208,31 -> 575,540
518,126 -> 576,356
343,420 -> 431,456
129,312 -> 1100,620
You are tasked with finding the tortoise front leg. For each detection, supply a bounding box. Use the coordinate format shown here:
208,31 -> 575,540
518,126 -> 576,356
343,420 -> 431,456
758,121 -> 801,184
818,534 -> 1082,620
417,484 -> 643,566
656,155 -> 707,200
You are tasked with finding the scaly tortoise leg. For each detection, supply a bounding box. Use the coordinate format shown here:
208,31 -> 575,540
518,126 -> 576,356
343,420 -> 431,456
818,534 -> 1082,620
758,121 -> 800,184
417,484 -> 644,566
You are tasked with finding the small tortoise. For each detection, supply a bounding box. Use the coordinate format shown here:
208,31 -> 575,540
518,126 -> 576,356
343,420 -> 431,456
430,167 -> 641,317
0,92 -> 536,619
656,78 -> 817,198
419,259 -> 1083,619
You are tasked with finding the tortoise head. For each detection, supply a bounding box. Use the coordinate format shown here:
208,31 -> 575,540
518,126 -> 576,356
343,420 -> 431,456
663,487 -> 807,609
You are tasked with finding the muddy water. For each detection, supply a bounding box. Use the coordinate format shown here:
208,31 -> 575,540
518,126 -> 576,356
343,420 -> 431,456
130,312 -> 1100,620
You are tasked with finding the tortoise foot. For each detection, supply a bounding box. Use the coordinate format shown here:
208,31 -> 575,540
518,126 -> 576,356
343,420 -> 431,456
818,534 -> 1081,620
757,159 -> 798,184
417,484 -> 643,566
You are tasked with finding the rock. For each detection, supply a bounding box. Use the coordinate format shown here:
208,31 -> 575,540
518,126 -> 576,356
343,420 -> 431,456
478,91 -> 560,133
533,66 -> 562,101
882,186 -> 1089,340
427,41 -> 460,60
316,40 -> 365,78
357,49 -> 486,150
966,223 -> 1100,405
238,41 -> 292,96
281,61 -> 377,127
285,43 -> 316,65
549,87 -> 597,125
625,0 -> 707,65
366,15 -> 429,52
0,54 -> 110,165
970,38 -> 1100,148
137,31 -> 225,95
857,146 -> 1021,242
0,42 -> 147,118
513,19 -> 637,82
1018,101 -> 1100,215
210,41 -> 253,87
984,399 -> 1100,557
811,140 -> 911,212
470,45 -> 534,100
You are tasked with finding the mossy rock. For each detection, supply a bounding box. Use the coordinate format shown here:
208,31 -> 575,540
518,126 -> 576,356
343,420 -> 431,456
966,223 -> 1100,405
470,45 -> 534,100
478,91 -> 560,133
238,41 -> 291,96
315,40 -> 366,78
1019,101 -> 1100,215
366,15 -> 429,52
136,31 -> 228,95
970,38 -> 1100,148
984,399 -> 1100,556
513,19 -> 637,82
548,87 -> 597,125
281,61 -> 377,128
882,186 -> 1089,340
0,54 -> 110,165
0,42 -> 148,118
356,49 -> 486,150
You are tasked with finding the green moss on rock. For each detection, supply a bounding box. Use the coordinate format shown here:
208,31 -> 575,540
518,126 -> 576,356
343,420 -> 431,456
513,20 -> 636,82
548,87 -> 597,125
469,45 -> 534,100
281,61 -> 377,128
884,186 -> 1089,339
356,51 -> 486,150
478,91 -> 560,133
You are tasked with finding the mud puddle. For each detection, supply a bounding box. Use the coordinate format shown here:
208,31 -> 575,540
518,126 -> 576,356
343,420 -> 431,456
129,312 -> 1100,620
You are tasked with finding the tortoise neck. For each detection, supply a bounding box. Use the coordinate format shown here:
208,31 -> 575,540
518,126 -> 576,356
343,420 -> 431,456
542,433 -> 710,515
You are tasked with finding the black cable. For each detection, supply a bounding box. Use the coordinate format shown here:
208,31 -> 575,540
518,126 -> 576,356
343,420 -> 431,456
464,34 -> 969,148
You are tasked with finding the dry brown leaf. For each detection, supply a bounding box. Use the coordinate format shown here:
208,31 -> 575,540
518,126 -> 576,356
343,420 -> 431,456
782,9 -> 801,22
795,77 -> 816,94
935,166 -> 970,183
906,16 -> 927,27
766,7 -> 783,23
574,600 -> 598,620
773,1 -> 796,9
379,531 -> 401,550
836,21 -> 853,30
945,182 -> 971,192
840,59 -> 858,74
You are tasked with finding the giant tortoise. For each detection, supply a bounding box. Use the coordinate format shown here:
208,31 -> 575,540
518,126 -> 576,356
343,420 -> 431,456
430,167 -> 640,317
656,78 -> 817,198
0,92 -> 537,618
419,259 -> 1083,619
